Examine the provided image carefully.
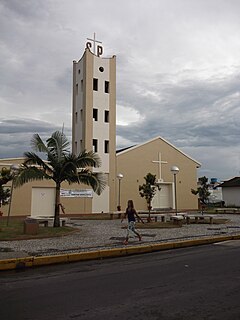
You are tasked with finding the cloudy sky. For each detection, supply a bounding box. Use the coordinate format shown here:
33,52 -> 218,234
1,0 -> 240,180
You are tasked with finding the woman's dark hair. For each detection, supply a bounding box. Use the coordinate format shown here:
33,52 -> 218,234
127,200 -> 134,209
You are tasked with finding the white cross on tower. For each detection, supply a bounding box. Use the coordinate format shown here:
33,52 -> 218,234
87,32 -> 102,55
152,152 -> 168,182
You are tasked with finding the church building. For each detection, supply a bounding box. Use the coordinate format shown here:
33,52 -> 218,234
0,36 -> 200,217
71,35 -> 200,212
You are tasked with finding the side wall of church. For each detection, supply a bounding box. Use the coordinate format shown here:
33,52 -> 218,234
116,139 -> 199,211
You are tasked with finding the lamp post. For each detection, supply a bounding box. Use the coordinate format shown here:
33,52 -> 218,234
7,164 -> 20,226
117,173 -> 123,211
171,166 -> 179,215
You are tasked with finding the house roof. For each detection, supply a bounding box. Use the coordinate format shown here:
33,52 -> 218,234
116,136 -> 201,167
218,177 -> 240,188
0,158 -> 25,166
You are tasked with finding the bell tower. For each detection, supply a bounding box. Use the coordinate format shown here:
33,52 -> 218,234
72,35 -> 116,213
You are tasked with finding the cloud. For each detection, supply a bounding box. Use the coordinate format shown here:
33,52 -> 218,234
1,0 -> 240,180
0,119 -> 71,158
116,67 -> 240,179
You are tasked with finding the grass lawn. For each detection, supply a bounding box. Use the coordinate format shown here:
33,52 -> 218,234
0,218 -> 78,241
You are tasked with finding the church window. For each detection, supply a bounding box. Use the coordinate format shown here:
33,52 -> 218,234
104,110 -> 109,123
76,83 -> 78,95
99,66 -> 104,72
93,78 -> 98,91
105,81 -> 109,93
78,69 -> 81,74
80,109 -> 83,121
75,112 -> 78,124
93,139 -> 98,152
81,80 -> 83,91
104,140 -> 109,153
93,108 -> 98,121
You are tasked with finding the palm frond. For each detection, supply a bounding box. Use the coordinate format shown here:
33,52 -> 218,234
47,131 -> 70,161
30,134 -> 48,153
76,150 -> 102,168
18,131 -> 105,196
77,171 -> 106,195
14,166 -> 51,187
23,152 -> 54,176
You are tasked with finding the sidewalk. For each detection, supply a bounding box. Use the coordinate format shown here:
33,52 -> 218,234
1,214 -> 240,270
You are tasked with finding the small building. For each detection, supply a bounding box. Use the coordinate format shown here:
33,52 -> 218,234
219,177 -> 240,207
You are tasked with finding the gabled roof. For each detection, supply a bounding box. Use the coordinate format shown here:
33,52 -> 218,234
116,145 -> 135,154
218,177 -> 240,188
116,136 -> 201,167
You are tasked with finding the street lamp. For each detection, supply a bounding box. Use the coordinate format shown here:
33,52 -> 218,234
171,166 -> 179,215
117,173 -> 123,211
7,164 -> 20,226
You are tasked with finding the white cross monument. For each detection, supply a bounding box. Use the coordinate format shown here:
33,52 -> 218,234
152,152 -> 168,182
86,32 -> 103,55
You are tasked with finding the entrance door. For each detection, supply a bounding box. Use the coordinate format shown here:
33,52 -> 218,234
31,187 -> 55,217
152,184 -> 172,209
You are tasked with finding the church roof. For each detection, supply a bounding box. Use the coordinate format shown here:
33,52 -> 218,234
116,136 -> 201,167
218,177 -> 240,188
116,145 -> 135,154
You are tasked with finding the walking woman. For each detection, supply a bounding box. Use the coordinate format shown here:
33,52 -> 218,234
121,199 -> 144,245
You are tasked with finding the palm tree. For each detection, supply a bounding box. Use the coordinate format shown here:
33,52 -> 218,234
139,173 -> 160,222
15,131 -> 106,227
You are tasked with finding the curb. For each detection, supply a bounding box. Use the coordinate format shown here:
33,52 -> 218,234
1,234 -> 240,271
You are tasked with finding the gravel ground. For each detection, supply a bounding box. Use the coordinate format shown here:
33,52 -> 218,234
1,214 -> 240,259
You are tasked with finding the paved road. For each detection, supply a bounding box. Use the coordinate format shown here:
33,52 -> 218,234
1,241 -> 240,320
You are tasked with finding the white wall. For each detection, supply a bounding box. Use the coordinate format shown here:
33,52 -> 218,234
222,187 -> 240,206
31,187 -> 55,217
92,186 -> 109,213
92,55 -> 110,173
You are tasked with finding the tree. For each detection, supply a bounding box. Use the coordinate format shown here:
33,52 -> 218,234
191,176 -> 211,209
14,131 -> 106,227
139,173 -> 160,222
0,168 -> 12,212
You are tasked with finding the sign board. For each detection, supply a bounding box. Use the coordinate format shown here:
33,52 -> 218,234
60,189 -> 93,198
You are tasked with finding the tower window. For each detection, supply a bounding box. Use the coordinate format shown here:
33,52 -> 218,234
76,83 -> 78,95
93,108 -> 98,121
80,140 -> 83,152
75,141 -> 77,153
93,139 -> 98,152
104,140 -> 109,153
81,79 -> 83,91
75,112 -> 78,124
93,78 -> 98,91
104,110 -> 109,123
78,69 -> 81,74
105,81 -> 109,93
99,66 -> 104,72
